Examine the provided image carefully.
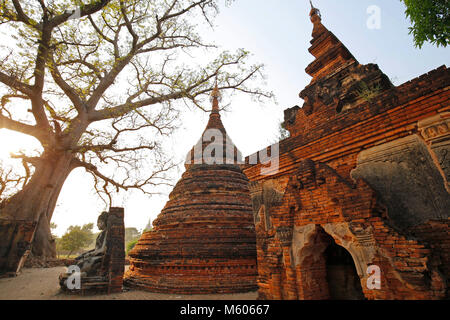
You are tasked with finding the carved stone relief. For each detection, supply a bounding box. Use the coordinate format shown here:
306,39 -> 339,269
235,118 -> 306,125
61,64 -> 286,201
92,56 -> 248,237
249,179 -> 287,230
418,112 -> 450,192
276,226 -> 294,247
351,134 -> 450,229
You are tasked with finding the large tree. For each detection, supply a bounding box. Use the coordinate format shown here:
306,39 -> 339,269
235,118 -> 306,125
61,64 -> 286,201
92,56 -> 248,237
0,0 -> 270,271
401,0 -> 449,48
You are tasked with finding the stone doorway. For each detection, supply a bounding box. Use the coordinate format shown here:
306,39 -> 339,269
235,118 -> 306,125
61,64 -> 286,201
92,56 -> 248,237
296,225 -> 365,300
324,241 -> 365,300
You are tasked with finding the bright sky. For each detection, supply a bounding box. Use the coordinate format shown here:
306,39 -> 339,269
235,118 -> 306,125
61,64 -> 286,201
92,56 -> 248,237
0,0 -> 448,237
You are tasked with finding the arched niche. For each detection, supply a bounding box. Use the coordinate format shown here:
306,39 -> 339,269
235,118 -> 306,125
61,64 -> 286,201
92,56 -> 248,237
293,224 -> 367,300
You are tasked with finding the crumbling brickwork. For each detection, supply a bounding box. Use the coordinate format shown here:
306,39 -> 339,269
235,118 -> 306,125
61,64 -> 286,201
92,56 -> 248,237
243,6 -> 449,300
124,88 -> 258,294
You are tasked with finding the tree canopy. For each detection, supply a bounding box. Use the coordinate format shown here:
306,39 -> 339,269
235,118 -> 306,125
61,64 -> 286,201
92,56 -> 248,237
0,0 -> 271,203
57,223 -> 94,257
401,0 -> 449,48
126,238 -> 138,255
0,0 -> 272,260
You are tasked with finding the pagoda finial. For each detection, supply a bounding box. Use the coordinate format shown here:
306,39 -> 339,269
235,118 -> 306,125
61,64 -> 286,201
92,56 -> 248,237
210,79 -> 221,114
309,0 -> 321,23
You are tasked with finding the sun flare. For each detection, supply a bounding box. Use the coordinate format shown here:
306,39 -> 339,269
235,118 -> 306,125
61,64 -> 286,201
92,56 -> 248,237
0,129 -> 42,163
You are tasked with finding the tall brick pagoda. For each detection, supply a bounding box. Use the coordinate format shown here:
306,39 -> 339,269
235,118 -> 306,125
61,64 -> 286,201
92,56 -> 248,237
124,86 -> 258,294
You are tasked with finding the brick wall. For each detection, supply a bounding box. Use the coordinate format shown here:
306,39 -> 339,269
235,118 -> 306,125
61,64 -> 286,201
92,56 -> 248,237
244,64 -> 449,300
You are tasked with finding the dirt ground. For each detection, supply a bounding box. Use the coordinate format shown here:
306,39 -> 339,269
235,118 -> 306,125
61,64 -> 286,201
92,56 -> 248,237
0,267 -> 258,300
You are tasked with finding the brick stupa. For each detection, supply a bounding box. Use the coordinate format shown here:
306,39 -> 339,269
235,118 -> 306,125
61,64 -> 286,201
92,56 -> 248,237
124,86 -> 258,294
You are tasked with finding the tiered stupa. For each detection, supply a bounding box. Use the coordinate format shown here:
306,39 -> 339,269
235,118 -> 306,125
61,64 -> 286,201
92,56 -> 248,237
124,85 -> 258,294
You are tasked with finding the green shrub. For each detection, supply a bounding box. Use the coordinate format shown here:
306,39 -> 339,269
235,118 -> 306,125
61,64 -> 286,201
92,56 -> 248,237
126,239 -> 139,255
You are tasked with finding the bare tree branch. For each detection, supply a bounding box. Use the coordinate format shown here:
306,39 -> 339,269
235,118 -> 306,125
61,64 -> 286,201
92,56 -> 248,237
0,112 -> 46,141
11,0 -> 38,26
73,157 -> 175,192
48,52 -> 86,113
49,0 -> 112,28
0,71 -> 34,96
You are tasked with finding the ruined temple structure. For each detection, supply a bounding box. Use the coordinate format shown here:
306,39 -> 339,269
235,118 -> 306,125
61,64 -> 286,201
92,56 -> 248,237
124,86 -> 258,294
243,5 -> 449,300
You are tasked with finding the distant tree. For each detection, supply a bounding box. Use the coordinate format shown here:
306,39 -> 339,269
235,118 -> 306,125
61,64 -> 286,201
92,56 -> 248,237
401,0 -> 449,48
126,238 -> 139,256
57,223 -> 94,258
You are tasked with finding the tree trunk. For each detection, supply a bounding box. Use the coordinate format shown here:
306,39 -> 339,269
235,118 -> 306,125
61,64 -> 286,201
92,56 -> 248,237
31,213 -> 56,258
0,150 -> 75,274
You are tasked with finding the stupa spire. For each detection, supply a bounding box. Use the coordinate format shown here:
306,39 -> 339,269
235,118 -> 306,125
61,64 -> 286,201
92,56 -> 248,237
184,79 -> 243,168
303,1 -> 357,82
308,0 -> 324,38
298,0 -> 390,115
210,79 -> 221,114
309,0 -> 321,22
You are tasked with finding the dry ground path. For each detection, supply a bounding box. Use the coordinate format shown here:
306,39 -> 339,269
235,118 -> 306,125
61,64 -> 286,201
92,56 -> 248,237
0,267 -> 258,300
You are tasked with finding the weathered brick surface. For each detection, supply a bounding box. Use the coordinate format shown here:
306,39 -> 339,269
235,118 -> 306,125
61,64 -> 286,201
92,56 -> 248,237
124,91 -> 258,294
244,7 -> 449,300
104,207 -> 125,294
409,220 -> 450,298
